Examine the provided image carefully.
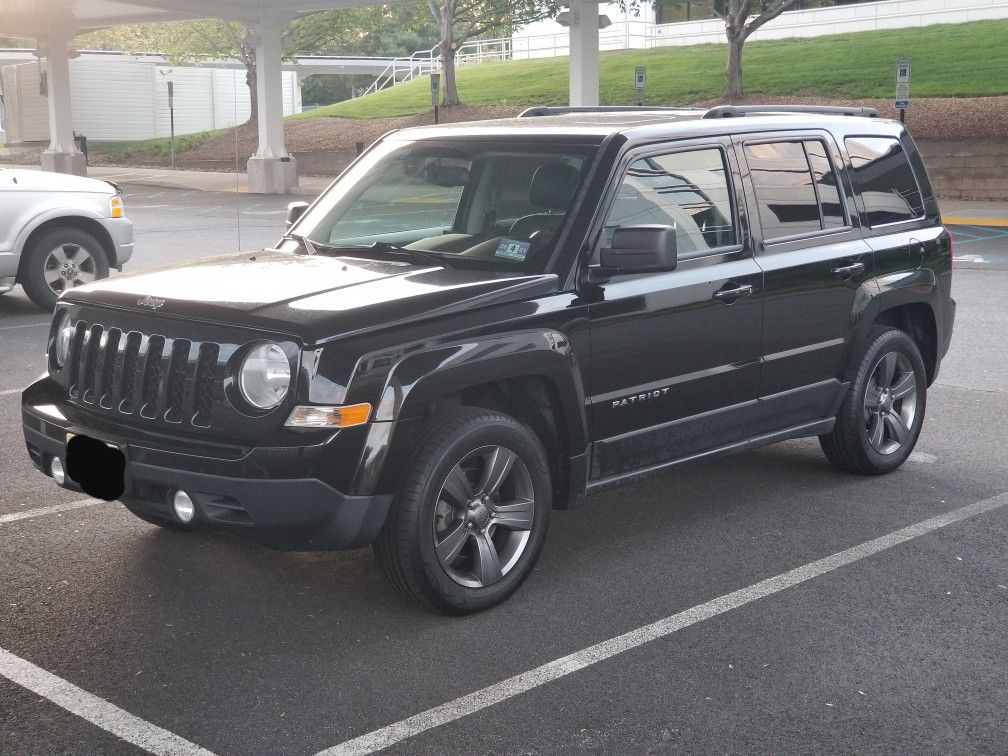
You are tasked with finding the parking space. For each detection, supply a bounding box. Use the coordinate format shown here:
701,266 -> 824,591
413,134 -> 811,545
1,195 -> 1007,755
948,223 -> 1008,270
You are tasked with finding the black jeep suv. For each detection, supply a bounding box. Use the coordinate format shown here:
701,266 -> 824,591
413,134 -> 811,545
23,105 -> 955,613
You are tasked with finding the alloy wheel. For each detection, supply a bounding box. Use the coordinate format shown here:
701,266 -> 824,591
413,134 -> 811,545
432,445 -> 535,588
863,351 -> 918,455
44,243 -> 98,295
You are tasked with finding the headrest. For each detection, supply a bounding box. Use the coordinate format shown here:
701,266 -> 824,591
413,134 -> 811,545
529,162 -> 580,211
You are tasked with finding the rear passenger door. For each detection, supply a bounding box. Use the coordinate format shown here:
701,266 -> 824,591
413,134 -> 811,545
735,133 -> 873,431
842,134 -> 941,280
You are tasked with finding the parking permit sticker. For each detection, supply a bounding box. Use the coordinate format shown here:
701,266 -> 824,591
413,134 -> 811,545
495,239 -> 531,261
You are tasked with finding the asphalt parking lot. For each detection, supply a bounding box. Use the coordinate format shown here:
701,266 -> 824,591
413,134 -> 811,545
1,187 -> 1007,755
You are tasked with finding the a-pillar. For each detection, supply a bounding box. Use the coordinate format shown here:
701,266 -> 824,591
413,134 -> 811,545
568,0 -> 600,107
247,17 -> 298,194
40,28 -> 86,176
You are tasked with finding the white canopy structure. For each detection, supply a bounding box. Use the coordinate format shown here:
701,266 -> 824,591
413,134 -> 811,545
0,0 -> 605,193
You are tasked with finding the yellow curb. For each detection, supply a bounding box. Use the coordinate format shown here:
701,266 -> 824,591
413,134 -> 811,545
944,216 -> 1008,227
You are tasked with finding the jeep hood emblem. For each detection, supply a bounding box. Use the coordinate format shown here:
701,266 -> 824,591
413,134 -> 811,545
137,296 -> 165,309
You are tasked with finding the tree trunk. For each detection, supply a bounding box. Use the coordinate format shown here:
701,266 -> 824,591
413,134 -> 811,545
440,9 -> 462,108
725,33 -> 744,102
246,60 -> 258,124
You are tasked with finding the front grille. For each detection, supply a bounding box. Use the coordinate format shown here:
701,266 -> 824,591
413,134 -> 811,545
66,321 -> 220,429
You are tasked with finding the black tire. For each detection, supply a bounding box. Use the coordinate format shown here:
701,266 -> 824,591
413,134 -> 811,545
820,326 -> 927,475
374,407 -> 552,614
21,226 -> 110,310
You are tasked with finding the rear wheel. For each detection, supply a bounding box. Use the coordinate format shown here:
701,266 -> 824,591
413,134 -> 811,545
22,226 -> 109,310
374,407 -> 552,614
820,327 -> 927,475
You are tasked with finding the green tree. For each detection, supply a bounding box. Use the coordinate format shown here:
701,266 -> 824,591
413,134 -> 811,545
649,1 -> 823,100
425,0 -> 560,107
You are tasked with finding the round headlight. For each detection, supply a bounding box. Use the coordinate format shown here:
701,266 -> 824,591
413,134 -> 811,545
53,311 -> 73,369
238,343 -> 291,410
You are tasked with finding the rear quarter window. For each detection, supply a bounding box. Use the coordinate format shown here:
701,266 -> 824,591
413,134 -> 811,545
845,136 -> 925,227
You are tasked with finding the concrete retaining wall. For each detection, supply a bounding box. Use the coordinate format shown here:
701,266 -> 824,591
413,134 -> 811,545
918,139 -> 1008,200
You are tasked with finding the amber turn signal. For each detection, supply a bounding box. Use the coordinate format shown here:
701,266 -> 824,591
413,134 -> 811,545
285,403 -> 372,428
109,196 -> 125,218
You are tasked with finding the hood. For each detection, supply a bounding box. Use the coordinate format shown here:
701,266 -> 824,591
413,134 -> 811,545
2,168 -> 118,194
62,250 -> 559,342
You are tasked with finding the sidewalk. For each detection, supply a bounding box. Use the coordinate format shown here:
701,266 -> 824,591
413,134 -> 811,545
940,199 -> 1008,227
0,163 -> 333,196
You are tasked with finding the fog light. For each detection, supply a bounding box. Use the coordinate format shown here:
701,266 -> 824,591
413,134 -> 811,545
172,490 -> 196,524
50,456 -> 66,485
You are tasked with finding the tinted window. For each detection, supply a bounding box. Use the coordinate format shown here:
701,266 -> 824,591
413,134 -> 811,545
603,148 -> 737,255
744,141 -> 821,240
845,136 -> 925,226
804,140 -> 846,229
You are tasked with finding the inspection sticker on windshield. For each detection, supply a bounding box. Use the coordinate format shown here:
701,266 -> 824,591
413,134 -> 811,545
495,239 -> 531,261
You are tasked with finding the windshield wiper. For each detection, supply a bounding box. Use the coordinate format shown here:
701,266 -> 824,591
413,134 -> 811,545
356,241 -> 452,269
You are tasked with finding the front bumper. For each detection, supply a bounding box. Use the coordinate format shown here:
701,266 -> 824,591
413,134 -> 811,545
98,216 -> 134,269
22,379 -> 391,550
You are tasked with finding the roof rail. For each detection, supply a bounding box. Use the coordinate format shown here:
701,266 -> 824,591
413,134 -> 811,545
703,104 -> 879,119
518,105 -> 705,118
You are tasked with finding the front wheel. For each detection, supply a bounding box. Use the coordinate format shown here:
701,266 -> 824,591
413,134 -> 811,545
820,327 -> 927,475
374,407 -> 552,614
21,226 -> 110,310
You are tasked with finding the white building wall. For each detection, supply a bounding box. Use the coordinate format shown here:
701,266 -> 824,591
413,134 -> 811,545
1,56 -> 301,143
511,0 -> 1008,55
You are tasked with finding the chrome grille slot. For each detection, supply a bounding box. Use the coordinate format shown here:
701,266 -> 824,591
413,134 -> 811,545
139,335 -> 166,419
80,324 -> 103,404
97,328 -> 121,409
164,339 -> 191,424
192,343 -> 219,428
119,332 -> 142,414
67,321 -> 88,397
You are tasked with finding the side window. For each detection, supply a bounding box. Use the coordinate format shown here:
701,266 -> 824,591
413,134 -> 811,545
743,141 -> 821,240
844,136 -> 925,226
804,140 -> 846,229
602,148 -> 737,256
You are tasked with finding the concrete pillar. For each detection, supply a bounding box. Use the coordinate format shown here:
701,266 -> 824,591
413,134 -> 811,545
569,0 -> 600,107
40,28 -> 86,176
247,17 -> 298,194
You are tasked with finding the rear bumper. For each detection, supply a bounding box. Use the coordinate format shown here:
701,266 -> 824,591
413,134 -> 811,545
22,379 -> 391,550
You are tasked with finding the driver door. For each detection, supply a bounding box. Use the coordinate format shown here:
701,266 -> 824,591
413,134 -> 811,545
585,139 -> 764,483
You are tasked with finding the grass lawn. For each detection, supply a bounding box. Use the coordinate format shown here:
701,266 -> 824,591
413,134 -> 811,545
294,19 -> 1008,120
90,128 -> 224,161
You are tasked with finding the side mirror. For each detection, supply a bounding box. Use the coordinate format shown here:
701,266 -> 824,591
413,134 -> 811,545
286,201 -> 309,228
600,225 -> 678,274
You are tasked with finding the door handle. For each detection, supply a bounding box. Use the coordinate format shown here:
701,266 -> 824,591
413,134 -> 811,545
832,261 -> 866,278
712,283 -> 754,302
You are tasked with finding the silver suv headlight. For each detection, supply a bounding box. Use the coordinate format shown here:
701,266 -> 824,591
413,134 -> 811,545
238,342 -> 291,410
52,310 -> 73,369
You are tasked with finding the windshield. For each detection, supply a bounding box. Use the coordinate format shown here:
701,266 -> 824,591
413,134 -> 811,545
290,138 -> 596,273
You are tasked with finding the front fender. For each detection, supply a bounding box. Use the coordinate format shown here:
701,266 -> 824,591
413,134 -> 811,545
12,200 -> 110,259
347,329 -> 590,498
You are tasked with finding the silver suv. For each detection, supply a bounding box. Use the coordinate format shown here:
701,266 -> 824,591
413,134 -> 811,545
1,169 -> 133,309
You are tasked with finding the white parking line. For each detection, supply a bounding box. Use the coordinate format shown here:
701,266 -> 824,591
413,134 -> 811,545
0,321 -> 48,331
0,647 -> 217,756
0,387 -> 22,396
0,499 -> 100,524
318,492 -> 1008,756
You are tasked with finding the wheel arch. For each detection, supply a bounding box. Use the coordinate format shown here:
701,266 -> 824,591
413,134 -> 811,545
364,331 -> 589,510
872,302 -> 938,385
16,216 -> 116,282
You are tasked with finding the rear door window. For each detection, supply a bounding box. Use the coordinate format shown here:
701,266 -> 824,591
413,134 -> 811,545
844,136 -> 925,226
804,140 -> 846,229
743,141 -> 821,240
